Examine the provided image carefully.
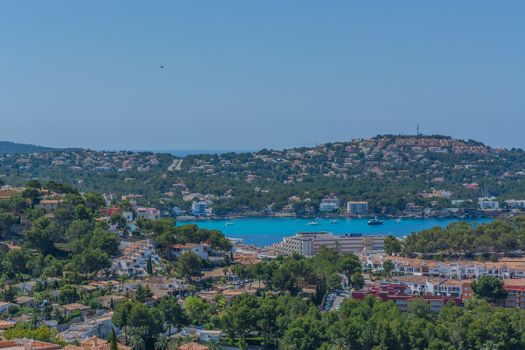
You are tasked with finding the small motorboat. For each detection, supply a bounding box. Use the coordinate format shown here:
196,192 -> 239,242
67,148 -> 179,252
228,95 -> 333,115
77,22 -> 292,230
368,217 -> 384,225
225,221 -> 235,226
307,221 -> 319,225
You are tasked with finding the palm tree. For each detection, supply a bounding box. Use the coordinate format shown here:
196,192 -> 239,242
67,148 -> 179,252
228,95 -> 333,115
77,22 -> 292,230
129,335 -> 145,350
154,335 -> 168,350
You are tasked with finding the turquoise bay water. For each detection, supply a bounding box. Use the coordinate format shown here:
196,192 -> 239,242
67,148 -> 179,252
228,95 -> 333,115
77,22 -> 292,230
180,217 -> 492,247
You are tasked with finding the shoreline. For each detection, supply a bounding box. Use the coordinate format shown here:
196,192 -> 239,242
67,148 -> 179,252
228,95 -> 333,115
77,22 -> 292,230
175,216 -> 494,247
176,212 -> 498,222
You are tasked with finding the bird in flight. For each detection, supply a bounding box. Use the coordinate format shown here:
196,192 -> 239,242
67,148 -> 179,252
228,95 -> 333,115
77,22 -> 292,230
159,65 -> 165,69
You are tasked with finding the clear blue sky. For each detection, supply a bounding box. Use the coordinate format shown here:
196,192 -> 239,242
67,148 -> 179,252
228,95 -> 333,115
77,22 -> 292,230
1,1 -> 524,150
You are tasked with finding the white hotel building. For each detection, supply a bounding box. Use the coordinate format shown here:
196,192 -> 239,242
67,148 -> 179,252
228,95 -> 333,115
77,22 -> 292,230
271,232 -> 385,257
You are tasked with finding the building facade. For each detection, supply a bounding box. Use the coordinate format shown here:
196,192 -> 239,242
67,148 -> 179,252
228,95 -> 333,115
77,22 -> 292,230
271,232 -> 385,257
319,196 -> 340,212
192,201 -> 209,216
478,197 -> 500,210
136,207 -> 160,220
112,240 -> 160,277
171,243 -> 209,260
365,255 -> 525,280
347,201 -> 369,215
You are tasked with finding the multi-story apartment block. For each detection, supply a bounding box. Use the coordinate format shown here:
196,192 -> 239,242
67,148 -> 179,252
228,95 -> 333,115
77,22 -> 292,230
352,283 -> 461,312
136,207 -> 160,220
319,196 -> 340,212
347,201 -> 369,215
503,280 -> 525,309
192,201 -> 210,216
505,199 -> 525,210
478,197 -> 500,210
365,255 -> 525,280
389,275 -> 473,301
271,232 -> 385,257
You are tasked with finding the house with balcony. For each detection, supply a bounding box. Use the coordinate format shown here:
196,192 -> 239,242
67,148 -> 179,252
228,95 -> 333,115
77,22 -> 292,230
171,243 -> 209,260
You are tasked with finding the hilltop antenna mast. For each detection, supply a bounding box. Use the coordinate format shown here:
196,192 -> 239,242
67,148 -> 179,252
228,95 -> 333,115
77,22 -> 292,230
417,123 -> 420,136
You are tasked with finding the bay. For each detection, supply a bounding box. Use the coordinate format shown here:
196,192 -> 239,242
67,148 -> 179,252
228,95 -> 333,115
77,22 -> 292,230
180,217 -> 492,246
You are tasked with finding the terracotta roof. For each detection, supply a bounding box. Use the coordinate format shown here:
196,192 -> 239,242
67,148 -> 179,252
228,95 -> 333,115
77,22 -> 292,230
201,268 -> 227,279
79,337 -> 130,350
0,188 -> 23,199
178,343 -> 208,350
39,199 -> 62,205
89,280 -> 119,288
121,240 -> 151,255
441,279 -> 471,286
0,321 -> 16,329
15,296 -> 35,304
504,279 -> 525,288
63,345 -> 83,350
63,303 -> 90,311
0,340 -> 61,350
171,243 -> 201,249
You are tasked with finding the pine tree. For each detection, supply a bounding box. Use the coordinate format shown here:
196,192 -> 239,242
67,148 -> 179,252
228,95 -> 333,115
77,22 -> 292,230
147,257 -> 153,275
110,328 -> 118,350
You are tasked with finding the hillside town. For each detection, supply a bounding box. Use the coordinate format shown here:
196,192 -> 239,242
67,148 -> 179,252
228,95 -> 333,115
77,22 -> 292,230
3,135 -> 525,219
2,180 -> 525,349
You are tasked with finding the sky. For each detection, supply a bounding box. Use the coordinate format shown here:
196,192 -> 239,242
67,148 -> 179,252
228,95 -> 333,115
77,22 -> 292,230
1,1 -> 524,151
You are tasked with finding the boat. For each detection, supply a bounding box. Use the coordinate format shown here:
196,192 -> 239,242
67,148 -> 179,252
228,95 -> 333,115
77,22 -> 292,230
329,220 -> 340,224
394,218 -> 402,223
225,221 -> 235,226
307,221 -> 319,225
368,217 -> 384,225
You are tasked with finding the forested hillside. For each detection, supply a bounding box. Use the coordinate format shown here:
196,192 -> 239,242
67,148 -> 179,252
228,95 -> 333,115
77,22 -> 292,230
1,135 -> 525,215
0,141 -> 66,154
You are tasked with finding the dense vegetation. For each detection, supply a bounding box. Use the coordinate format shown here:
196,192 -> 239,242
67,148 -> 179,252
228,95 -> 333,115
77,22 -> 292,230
3,178 -> 525,349
108,286 -> 525,350
0,181 -> 119,280
388,218 -> 525,258
145,221 -> 232,259
105,245 -> 525,350
233,248 -> 363,300
0,183 -> 233,283
2,135 -> 525,215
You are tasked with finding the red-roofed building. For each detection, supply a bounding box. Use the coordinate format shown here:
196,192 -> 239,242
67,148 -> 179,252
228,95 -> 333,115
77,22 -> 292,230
352,282 -> 461,312
79,336 -> 130,350
0,340 -> 61,350
504,279 -> 525,309
99,207 -> 121,217
136,207 -> 160,220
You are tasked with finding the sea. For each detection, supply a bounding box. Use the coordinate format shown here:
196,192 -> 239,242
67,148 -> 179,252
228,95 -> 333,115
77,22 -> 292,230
179,217 -> 493,247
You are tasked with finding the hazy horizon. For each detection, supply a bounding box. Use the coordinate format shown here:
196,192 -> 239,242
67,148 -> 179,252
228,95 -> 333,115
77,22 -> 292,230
2,133 -> 522,154
1,1 -> 524,150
